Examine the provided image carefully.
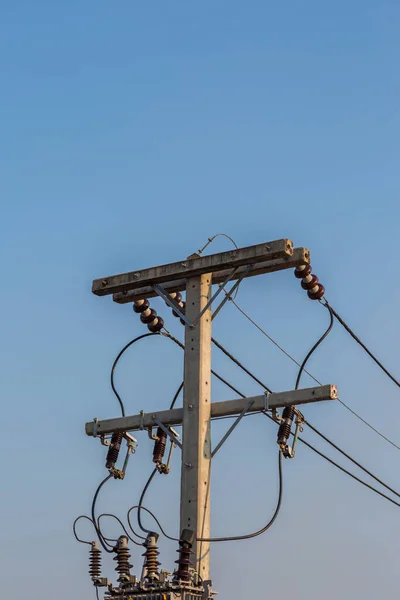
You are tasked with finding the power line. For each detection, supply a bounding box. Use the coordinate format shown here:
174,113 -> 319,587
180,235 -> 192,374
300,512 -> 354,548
323,300 -> 400,389
229,297 -> 400,451
197,451 -> 283,542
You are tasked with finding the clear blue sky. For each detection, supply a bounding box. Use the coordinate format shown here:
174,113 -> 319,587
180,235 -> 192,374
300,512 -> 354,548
1,2 -> 400,598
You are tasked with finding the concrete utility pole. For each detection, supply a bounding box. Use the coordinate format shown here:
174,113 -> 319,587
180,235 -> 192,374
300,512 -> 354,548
87,239 -> 338,599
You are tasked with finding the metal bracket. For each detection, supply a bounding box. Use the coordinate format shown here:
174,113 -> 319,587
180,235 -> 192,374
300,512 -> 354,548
93,418 -> 99,438
211,399 -> 255,458
153,416 -> 183,450
152,266 -> 246,329
212,264 -> 253,321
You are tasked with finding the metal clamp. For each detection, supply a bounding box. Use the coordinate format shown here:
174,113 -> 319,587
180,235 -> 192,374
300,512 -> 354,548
93,418 -> 99,438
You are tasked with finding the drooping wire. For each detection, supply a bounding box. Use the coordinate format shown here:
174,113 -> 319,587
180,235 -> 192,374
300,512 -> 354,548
127,505 -> 179,542
209,334 -> 400,509
137,468 -> 158,536
97,513 -> 143,546
95,586 -> 100,600
91,474 -> 114,553
197,450 -> 283,542
295,300 -> 334,390
111,332 -> 160,417
73,515 -> 96,545
197,233 -> 238,256
230,296 -> 400,451
323,300 -> 400,390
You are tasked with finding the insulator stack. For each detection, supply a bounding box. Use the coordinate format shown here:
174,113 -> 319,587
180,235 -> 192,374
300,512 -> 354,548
133,299 -> 164,333
168,292 -> 186,326
142,533 -> 160,582
174,529 -> 195,583
294,264 -> 325,300
89,541 -> 101,582
113,536 -> 133,582
153,427 -> 167,464
106,432 -> 123,469
277,406 -> 295,447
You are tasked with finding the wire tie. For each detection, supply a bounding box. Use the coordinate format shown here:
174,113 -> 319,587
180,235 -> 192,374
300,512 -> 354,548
264,392 -> 270,411
139,410 -> 145,430
93,418 -> 98,438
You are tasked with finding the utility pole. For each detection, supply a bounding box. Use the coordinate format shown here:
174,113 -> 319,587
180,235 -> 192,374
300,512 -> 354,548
85,239 -> 337,599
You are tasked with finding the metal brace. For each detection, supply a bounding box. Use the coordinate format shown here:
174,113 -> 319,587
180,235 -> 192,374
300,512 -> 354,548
152,265 -> 245,329
153,416 -> 183,450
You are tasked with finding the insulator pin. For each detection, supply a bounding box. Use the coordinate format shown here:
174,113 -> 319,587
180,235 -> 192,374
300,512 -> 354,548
133,298 -> 164,333
294,264 -> 325,301
142,533 -> 160,582
113,536 -> 133,582
89,541 -> 102,581
277,406 -> 295,447
153,427 -> 167,464
133,299 -> 150,314
174,529 -> 195,583
106,432 -> 123,469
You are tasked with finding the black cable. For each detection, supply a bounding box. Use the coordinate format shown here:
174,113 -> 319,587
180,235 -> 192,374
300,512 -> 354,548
325,301 -> 400,390
73,515 -> 96,545
197,451 -> 283,542
97,513 -> 143,546
170,381 -> 184,410
127,504 -> 179,542
298,434 -> 400,508
91,474 -> 114,553
95,587 -> 100,600
137,468 -> 158,535
111,332 -> 160,416
304,421 -> 400,499
295,301 -> 334,390
230,297 -> 400,451
259,411 -> 400,509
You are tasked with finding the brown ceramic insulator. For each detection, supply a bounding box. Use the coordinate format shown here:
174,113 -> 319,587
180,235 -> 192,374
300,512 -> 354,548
308,284 -> 325,300
140,308 -> 157,324
133,299 -> 150,314
301,274 -> 319,291
105,432 -> 123,469
294,264 -> 312,279
113,538 -> 133,581
153,427 -> 167,463
174,544 -> 193,582
148,316 -> 164,333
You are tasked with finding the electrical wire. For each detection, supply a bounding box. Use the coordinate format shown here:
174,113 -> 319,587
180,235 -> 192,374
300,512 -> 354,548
295,301 -> 334,390
323,300 -> 400,389
127,505 -> 179,542
161,331 -> 245,398
73,515 -> 96,545
210,330 -> 400,511
297,433 -> 400,509
137,468 -> 158,536
197,451 -> 283,542
230,296 -> 400,451
304,421 -> 400,499
170,381 -> 184,410
97,513 -> 143,546
111,332 -> 160,417
197,233 -> 238,256
212,337 -> 272,393
91,474 -> 114,552
95,587 -> 100,600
